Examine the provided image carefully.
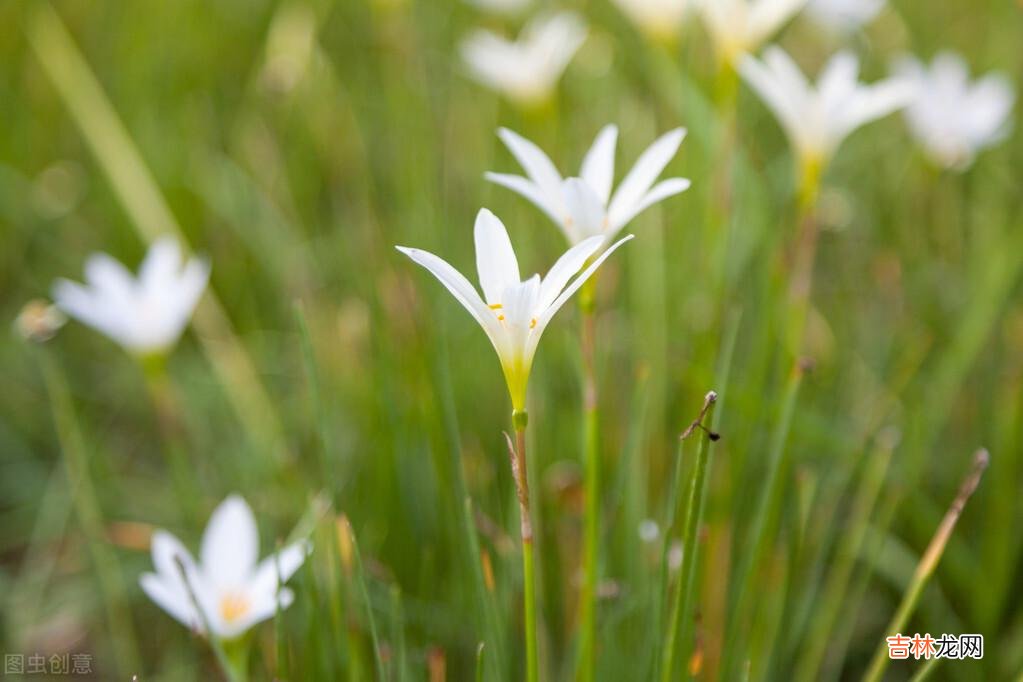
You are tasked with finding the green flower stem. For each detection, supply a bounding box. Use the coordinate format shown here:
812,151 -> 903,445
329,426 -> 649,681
863,449 -> 989,682
660,392 -> 718,682
786,165 -> 822,356
36,347 -> 142,678
506,422 -> 538,682
173,556 -> 242,682
140,356 -> 202,525
721,362 -> 805,678
577,278 -> 599,682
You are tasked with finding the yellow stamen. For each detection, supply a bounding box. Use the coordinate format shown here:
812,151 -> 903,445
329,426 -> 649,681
530,318 -> 537,329
219,592 -> 250,624
489,303 -> 503,310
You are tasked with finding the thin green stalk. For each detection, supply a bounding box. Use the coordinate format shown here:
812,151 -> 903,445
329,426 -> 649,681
36,347 -> 142,677
173,556 -> 243,682
795,430 -> 899,682
506,418 -> 538,682
660,392 -> 718,682
863,449 -> 989,682
435,335 -> 505,679
722,363 -> 805,677
390,585 -> 408,682
786,170 -> 822,356
347,518 -> 385,682
577,279 -> 599,682
140,356 -> 203,525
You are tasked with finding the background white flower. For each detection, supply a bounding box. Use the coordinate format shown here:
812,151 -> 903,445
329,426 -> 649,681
805,0 -> 884,32
894,52 -> 1015,171
699,0 -> 807,66
52,237 -> 209,355
612,0 -> 690,43
739,47 -> 916,173
397,209 -> 631,409
460,12 -> 587,106
139,495 -> 310,640
486,126 -> 689,245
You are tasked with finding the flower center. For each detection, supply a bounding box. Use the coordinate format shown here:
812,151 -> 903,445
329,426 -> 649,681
219,591 -> 250,624
489,303 -> 536,329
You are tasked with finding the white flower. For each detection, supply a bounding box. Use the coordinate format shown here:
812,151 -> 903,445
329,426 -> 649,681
140,495 -> 310,640
397,209 -> 631,410
612,0 -> 690,43
638,519 -> 660,543
893,52 -> 1015,171
486,126 -> 689,245
739,47 -> 915,173
699,0 -> 807,66
52,237 -> 209,356
460,12 -> 587,106
805,0 -> 884,32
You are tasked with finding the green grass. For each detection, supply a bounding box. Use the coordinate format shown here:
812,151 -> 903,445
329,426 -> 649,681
2,0 -> 1022,680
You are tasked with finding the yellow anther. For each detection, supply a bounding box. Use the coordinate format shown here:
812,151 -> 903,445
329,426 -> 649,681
489,303 -> 503,310
530,318 -> 537,329
219,592 -> 250,624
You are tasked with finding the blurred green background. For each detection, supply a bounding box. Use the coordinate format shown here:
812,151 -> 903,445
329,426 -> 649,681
1,0 -> 1021,680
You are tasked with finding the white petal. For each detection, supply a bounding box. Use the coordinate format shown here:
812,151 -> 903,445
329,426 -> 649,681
537,235 -> 605,310
496,128 -> 565,208
228,587 -> 295,638
474,209 -> 521,304
965,74 -> 1015,144
532,234 -> 634,342
817,51 -> 860,107
579,125 -> 618,205
833,78 -> 916,144
396,245 -> 506,354
562,178 -> 608,241
747,0 -> 807,47
739,50 -> 806,152
502,275 -> 542,341
140,573 -> 201,631
607,128 -> 686,230
139,237 -> 183,290
174,256 -> 211,318
51,279 -> 121,342
484,172 -> 566,229
250,541 -> 311,597
83,252 -> 135,302
201,495 -> 260,589
608,177 -> 691,235
151,529 -> 199,581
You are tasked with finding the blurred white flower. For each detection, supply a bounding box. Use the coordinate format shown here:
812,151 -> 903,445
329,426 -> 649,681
638,519 -> 660,543
465,0 -> 530,16
140,495 -> 310,640
460,12 -> 587,107
612,0 -> 690,43
805,0 -> 884,32
739,47 -> 915,178
699,0 -> 807,66
893,52 -> 1015,171
668,540 -> 684,571
397,209 -> 631,410
52,237 -> 209,356
486,126 -> 689,245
